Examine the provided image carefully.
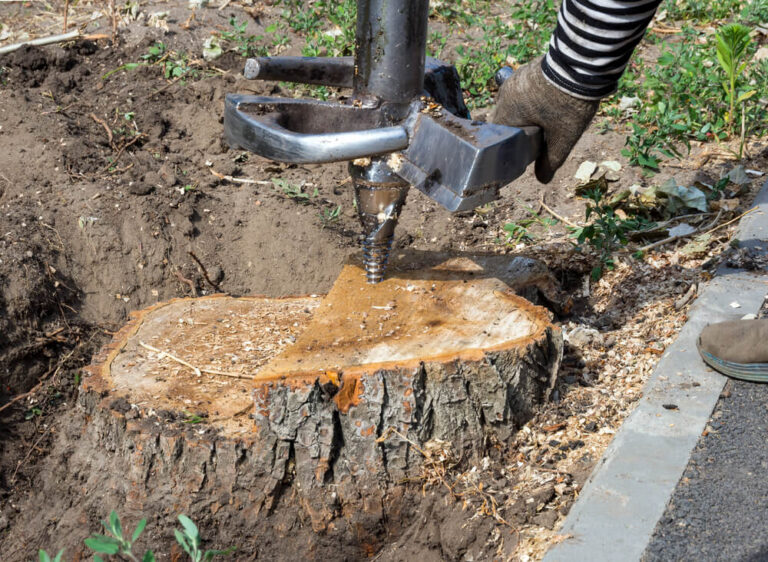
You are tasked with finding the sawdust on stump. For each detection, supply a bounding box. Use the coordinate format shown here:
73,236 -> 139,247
59,256 -> 563,557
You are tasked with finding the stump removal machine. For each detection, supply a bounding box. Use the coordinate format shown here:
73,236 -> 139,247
225,0 -> 541,283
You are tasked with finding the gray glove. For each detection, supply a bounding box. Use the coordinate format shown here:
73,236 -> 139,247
491,56 -> 600,184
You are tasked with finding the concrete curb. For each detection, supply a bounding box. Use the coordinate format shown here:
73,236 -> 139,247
544,180 -> 768,562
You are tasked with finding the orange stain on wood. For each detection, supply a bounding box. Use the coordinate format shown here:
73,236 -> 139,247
361,425 -> 376,437
334,375 -> 364,414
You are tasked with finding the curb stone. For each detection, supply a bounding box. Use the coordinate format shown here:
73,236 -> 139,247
544,179 -> 768,562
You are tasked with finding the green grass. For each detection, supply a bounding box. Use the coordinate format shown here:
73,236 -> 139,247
607,24 -> 768,172
219,17 -> 292,58
453,1 -> 557,108
661,0 -> 768,25
278,0 -> 357,57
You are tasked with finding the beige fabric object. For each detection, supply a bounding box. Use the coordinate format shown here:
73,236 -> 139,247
492,56 -> 600,184
698,319 -> 768,365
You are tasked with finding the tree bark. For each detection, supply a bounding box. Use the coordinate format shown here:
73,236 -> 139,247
13,255 -> 562,558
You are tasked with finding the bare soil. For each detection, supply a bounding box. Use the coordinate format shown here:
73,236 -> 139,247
1,2 -> 766,561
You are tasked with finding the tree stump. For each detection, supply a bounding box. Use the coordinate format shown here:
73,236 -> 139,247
43,255 -> 562,556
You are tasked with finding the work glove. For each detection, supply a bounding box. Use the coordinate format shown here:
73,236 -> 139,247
491,56 -> 600,184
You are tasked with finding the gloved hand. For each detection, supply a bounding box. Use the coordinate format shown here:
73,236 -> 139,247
491,56 -> 600,184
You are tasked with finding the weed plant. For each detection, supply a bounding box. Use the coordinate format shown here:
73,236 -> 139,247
503,207 -> 557,245
39,511 -> 233,562
103,42 -> 199,82
715,23 -> 757,133
320,204 -> 342,226
612,24 -> 766,171
570,189 -> 652,279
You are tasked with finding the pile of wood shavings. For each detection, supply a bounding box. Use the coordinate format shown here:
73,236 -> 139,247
508,246 -> 724,560
514,274 -> 690,556
409,237 -> 729,560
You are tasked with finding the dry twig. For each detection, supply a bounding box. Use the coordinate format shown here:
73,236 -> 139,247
138,341 -> 250,380
700,206 -> 757,236
181,10 -> 196,30
10,425 -> 52,485
188,251 -> 223,292
650,24 -> 682,34
96,133 -> 145,174
0,31 -> 109,55
209,168 -> 272,185
90,112 -> 115,150
638,207 -> 758,253
638,209 -> 723,253
148,76 -> 184,98
174,270 -> 198,296
540,195 -> 579,228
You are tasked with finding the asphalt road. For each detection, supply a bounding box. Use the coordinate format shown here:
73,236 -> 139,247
644,369 -> 768,561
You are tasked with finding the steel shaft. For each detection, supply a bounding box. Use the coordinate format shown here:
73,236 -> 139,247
353,0 -> 429,283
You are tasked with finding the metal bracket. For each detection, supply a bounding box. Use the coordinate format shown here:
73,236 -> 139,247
225,94 -> 541,211
225,95 -> 409,164
223,0 -> 542,283
242,56 -> 470,119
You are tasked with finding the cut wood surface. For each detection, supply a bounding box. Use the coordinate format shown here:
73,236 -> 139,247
258,257 -> 555,379
84,294 -> 321,433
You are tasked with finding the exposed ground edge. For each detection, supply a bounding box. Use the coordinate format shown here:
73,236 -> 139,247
544,180 -> 768,562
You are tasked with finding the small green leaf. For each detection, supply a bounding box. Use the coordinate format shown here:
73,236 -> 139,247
109,511 -> 123,539
657,52 -> 675,66
132,518 -> 148,543
637,154 -> 659,170
38,550 -> 52,562
85,536 -> 121,555
143,550 -> 156,562
174,529 -> 193,557
178,514 -> 199,540
736,89 -> 757,103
